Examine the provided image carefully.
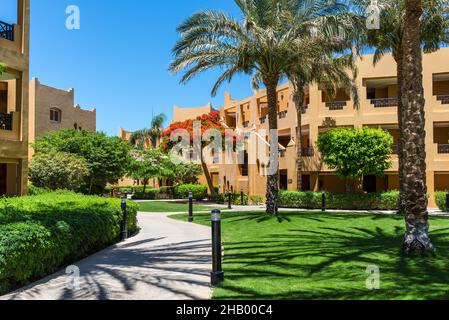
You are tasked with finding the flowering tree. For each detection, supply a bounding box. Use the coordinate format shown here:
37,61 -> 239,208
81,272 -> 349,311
161,110 -> 230,197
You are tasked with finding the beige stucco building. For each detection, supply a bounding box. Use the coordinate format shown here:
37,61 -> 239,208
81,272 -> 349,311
0,0 -> 30,197
28,78 -> 96,156
213,47 -> 449,208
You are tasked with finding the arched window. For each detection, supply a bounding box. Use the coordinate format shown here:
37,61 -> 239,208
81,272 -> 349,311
50,107 -> 61,123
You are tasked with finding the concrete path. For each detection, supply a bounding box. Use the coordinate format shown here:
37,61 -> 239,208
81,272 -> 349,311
1,213 -> 212,300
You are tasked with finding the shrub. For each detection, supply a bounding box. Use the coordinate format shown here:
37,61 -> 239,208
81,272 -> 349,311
28,151 -> 90,192
249,195 -> 263,205
27,184 -> 51,196
0,192 -> 138,295
173,184 -> 208,200
435,191 -> 448,212
278,190 -> 400,210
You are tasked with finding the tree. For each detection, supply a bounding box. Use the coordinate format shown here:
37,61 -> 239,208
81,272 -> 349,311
401,0 -> 434,254
161,110 -> 225,197
170,0 -> 303,214
33,129 -> 132,194
130,113 -> 167,149
316,127 -> 393,192
352,0 -> 449,213
171,161 -> 203,185
128,148 -> 174,192
29,151 -> 90,191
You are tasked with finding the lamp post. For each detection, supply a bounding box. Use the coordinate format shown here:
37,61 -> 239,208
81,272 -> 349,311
121,194 -> 128,241
211,209 -> 224,286
227,191 -> 232,210
188,191 -> 194,222
446,192 -> 449,213
321,191 -> 326,212
241,190 -> 245,206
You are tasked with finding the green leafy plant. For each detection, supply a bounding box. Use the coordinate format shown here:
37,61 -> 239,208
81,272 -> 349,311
173,184 -> 208,200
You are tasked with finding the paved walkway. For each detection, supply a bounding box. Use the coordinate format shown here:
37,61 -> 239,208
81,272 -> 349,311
1,213 -> 212,300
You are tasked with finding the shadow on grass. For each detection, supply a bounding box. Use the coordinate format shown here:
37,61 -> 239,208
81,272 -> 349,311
212,211 -> 449,300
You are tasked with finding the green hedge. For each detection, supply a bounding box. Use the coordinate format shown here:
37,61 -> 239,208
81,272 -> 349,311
105,185 -> 154,194
0,192 -> 138,295
173,184 -> 208,200
435,192 -> 448,212
131,187 -> 174,200
278,190 -> 399,210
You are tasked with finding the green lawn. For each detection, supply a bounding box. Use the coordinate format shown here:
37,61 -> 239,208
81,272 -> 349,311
170,211 -> 449,300
136,201 -> 219,213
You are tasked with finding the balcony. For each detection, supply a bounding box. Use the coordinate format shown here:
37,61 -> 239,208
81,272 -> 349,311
0,21 -> 14,42
437,95 -> 449,105
278,111 -> 288,119
325,101 -> 347,110
301,147 -> 314,157
0,113 -> 13,131
371,97 -> 398,108
242,121 -> 249,128
259,116 -> 267,124
438,144 -> 449,154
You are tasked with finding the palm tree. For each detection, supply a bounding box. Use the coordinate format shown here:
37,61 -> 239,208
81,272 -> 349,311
352,0 -> 449,214
170,0 -> 302,214
401,0 -> 434,254
130,113 -> 166,149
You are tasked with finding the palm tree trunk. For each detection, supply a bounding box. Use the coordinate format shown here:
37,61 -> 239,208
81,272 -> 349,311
264,78 -> 280,215
201,151 -> 216,198
292,79 -> 305,192
401,0 -> 434,254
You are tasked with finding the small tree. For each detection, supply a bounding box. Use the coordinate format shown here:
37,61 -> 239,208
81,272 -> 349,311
172,161 -> 203,185
33,129 -> 132,194
317,127 -> 393,192
29,151 -> 90,191
128,148 -> 174,192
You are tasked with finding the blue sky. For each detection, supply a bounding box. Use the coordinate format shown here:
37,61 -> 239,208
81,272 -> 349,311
3,0 -> 257,136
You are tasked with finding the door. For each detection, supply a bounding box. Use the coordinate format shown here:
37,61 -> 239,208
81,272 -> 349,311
363,175 -> 377,193
0,164 -> 7,196
302,175 -> 311,191
280,170 -> 288,190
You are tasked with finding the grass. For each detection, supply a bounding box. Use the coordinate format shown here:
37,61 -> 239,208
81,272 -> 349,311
136,201 -> 219,213
170,211 -> 449,300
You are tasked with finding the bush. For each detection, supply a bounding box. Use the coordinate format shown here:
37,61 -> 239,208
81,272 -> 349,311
106,185 -> 154,194
173,184 -> 208,200
278,190 -> 400,210
435,192 -> 448,212
27,185 -> 51,196
0,192 -> 138,295
28,151 -> 90,192
249,195 -> 263,205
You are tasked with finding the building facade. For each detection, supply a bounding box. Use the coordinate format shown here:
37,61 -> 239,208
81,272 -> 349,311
0,0 -> 30,196
29,77 -> 96,153
215,48 -> 449,208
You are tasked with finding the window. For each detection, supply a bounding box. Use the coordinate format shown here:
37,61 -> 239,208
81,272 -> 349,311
50,108 -> 61,123
74,123 -> 78,130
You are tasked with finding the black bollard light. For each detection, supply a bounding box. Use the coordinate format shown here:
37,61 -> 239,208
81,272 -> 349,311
228,192 -> 232,210
188,191 -> 194,222
321,192 -> 326,212
446,192 -> 449,213
121,194 -> 128,241
211,209 -> 224,286
241,191 -> 245,206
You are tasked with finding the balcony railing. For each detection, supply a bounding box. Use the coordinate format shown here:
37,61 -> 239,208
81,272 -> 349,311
0,21 -> 14,41
437,95 -> 449,105
242,121 -> 250,128
259,116 -> 267,124
438,144 -> 449,154
301,147 -> 314,157
391,145 -> 399,155
371,97 -> 398,108
0,113 -> 13,131
301,105 -> 309,114
325,101 -> 347,110
278,111 -> 288,119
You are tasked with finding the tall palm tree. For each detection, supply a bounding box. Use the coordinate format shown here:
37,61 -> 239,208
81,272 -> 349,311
170,0 -> 302,214
352,0 -> 449,214
130,113 -> 167,150
401,0 -> 434,254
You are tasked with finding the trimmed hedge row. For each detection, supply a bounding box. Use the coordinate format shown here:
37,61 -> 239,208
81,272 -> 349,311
278,190 -> 400,210
173,184 -> 208,200
0,192 -> 138,295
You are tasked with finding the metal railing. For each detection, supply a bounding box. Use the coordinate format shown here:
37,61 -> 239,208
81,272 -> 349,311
371,97 -> 398,108
301,147 -> 314,157
278,111 -> 288,119
325,101 -> 347,110
242,121 -> 249,128
0,113 -> 13,131
259,116 -> 267,124
0,21 -> 14,41
438,144 -> 449,154
437,95 -> 449,105
279,149 -> 286,158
